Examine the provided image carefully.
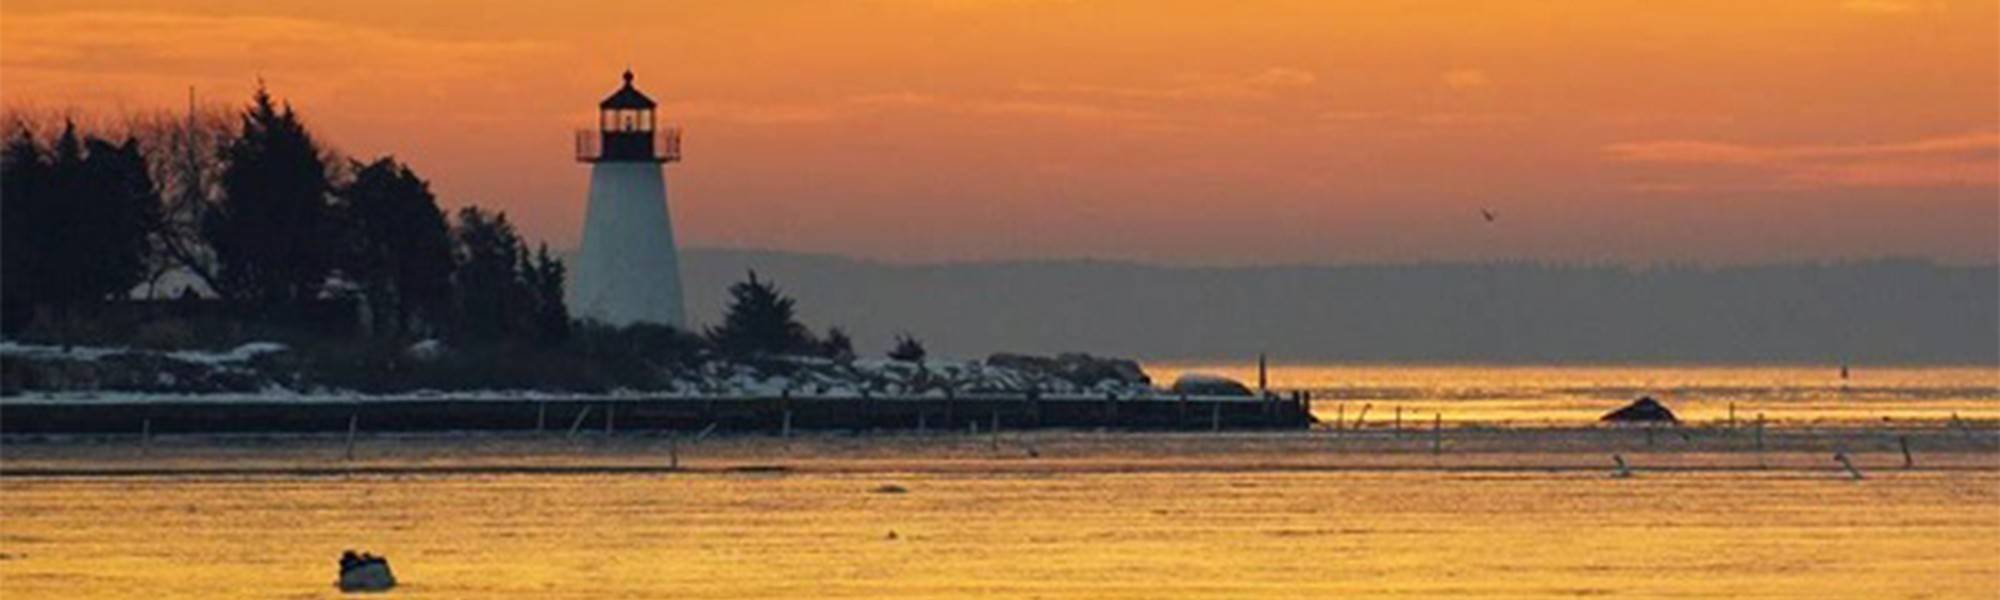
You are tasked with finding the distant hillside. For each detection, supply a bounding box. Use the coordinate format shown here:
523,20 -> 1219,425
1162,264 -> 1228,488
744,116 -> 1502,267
626,249 -> 1995,364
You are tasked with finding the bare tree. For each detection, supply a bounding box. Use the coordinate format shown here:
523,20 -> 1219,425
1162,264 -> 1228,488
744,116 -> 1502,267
121,92 -> 236,298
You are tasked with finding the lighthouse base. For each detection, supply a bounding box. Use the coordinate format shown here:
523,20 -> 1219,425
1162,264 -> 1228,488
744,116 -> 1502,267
572,161 -> 685,328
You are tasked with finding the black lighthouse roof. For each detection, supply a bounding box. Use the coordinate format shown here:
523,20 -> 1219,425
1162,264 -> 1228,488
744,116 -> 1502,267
600,70 -> 656,109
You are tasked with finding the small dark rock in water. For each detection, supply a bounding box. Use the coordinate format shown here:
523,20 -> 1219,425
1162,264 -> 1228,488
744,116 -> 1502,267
872,484 -> 909,494
337,550 -> 396,592
1601,396 -> 1679,424
886,530 -> 899,540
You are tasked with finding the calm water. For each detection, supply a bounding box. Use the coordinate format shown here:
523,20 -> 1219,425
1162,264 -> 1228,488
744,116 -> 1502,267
2,470 -> 1996,598
1148,364 -> 2000,426
3,366 -> 1997,598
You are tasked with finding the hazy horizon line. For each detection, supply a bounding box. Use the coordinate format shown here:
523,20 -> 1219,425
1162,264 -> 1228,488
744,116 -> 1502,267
643,245 -> 2000,271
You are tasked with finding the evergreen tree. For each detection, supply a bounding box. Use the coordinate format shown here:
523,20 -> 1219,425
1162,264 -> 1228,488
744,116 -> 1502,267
450,206 -> 529,341
888,333 -> 927,362
821,326 -> 856,361
206,85 -> 335,310
75,136 -> 163,304
523,243 -> 571,345
0,121 -> 161,334
706,270 -> 813,358
336,156 -> 454,336
1,128 -> 50,333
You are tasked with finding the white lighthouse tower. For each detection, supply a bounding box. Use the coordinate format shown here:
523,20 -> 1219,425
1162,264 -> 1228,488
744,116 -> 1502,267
573,70 -> 686,327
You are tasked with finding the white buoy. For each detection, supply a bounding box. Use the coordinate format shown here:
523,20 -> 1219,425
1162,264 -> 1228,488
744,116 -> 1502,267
572,69 -> 686,327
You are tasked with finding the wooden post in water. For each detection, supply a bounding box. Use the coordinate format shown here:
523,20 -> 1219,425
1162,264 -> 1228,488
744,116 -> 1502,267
1754,413 -> 1766,468
1899,435 -> 1914,469
536,401 -> 547,433
1178,393 -> 1190,428
1394,406 -> 1403,436
1431,413 -> 1443,455
1834,451 -> 1864,480
344,412 -> 359,461
917,411 -> 928,435
140,418 -> 152,456
944,389 -> 956,429
1354,403 -> 1371,430
1211,401 -> 1222,432
604,402 -> 615,435
1336,404 -> 1345,432
782,410 -> 793,439
1258,352 -> 1268,397
1728,402 -> 1737,430
990,410 -> 1001,452
668,435 -> 680,470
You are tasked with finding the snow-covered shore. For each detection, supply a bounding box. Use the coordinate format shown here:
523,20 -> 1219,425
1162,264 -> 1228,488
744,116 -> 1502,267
1,341 -> 1204,404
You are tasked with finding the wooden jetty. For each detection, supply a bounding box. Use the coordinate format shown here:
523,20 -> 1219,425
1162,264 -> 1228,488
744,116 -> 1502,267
0,392 -> 1314,435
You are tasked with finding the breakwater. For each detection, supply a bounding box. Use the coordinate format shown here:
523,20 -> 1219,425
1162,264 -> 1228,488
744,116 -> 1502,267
0,392 -> 1313,435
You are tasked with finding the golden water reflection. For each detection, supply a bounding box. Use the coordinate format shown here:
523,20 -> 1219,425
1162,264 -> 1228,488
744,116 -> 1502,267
2,469 -> 1996,598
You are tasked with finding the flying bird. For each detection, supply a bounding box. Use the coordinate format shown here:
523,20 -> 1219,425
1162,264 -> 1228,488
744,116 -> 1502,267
1479,208 -> 1498,223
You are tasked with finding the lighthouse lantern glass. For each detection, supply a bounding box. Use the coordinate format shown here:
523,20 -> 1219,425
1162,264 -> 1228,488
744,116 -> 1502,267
604,108 -> 653,133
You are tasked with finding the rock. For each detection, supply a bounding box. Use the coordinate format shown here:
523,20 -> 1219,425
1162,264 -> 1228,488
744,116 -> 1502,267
402,339 -> 449,363
985,352 -> 1151,389
1601,396 -> 1678,424
337,550 -> 396,592
1169,373 -> 1254,397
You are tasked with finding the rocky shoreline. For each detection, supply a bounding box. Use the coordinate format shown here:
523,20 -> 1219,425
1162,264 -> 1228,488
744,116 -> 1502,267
1,341 -> 1216,401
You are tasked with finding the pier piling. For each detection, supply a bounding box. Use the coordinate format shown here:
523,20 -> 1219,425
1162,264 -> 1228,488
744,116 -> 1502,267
344,412 -> 358,461
1431,413 -> 1442,455
1899,435 -> 1914,468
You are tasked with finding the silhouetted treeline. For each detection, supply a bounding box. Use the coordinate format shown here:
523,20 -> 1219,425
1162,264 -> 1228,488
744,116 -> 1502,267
1,86 -> 567,345
679,250 -> 1999,365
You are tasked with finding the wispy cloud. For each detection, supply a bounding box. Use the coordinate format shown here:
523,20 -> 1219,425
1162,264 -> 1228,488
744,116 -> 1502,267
681,91 -> 1165,127
1,12 -> 546,81
1604,133 -> 1998,164
1016,67 -> 1317,101
1440,68 -> 1491,91
1840,0 -> 1918,14
1604,132 -> 1999,188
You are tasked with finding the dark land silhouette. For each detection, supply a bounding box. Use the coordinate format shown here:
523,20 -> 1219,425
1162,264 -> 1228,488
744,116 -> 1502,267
675,249 -> 1998,365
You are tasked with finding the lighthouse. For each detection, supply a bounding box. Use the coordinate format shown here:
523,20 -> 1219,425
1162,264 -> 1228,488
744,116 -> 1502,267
573,70 -> 686,327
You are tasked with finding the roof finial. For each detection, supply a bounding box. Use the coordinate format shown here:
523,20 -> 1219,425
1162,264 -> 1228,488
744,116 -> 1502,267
622,67 -> 633,86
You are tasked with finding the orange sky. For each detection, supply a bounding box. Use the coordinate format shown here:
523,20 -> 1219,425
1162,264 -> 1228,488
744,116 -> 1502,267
3,0 -> 1995,265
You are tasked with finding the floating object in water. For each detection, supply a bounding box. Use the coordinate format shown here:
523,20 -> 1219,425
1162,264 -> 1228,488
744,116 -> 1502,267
886,530 -> 899,540
872,484 -> 909,494
337,550 -> 396,592
1601,396 -> 1678,424
1611,454 -> 1633,478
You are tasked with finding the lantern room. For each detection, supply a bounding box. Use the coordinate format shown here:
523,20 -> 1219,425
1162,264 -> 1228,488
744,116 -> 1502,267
577,69 -> 681,163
